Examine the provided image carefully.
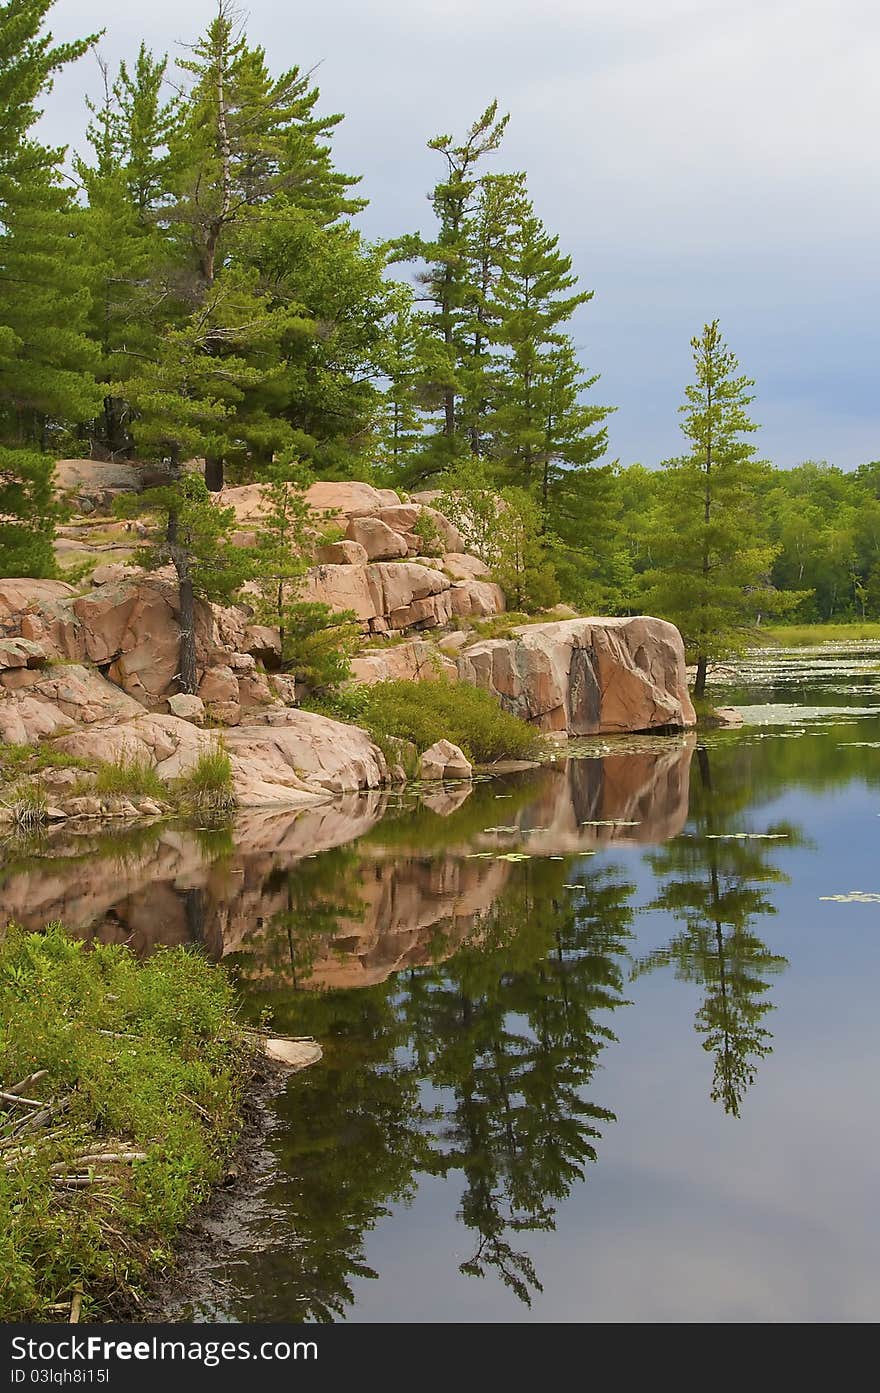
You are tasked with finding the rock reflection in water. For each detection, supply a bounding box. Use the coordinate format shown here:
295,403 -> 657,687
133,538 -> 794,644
0,739 -> 694,984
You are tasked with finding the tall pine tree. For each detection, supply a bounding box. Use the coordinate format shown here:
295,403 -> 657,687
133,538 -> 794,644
641,321 -> 787,698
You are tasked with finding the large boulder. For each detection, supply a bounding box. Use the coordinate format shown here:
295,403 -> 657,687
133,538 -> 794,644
53,459 -> 142,513
456,616 -> 696,734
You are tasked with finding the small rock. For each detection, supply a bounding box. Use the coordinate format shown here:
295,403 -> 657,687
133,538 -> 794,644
167,693 -> 206,725
418,739 -> 473,782
206,699 -> 241,726
44,806 -> 67,821
229,651 -> 256,674
262,1036 -> 323,1070
138,799 -> 163,816
437,630 -> 470,654
704,706 -> 744,728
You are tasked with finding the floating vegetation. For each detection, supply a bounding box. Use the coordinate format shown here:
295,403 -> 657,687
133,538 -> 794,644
579,819 -> 640,826
704,832 -> 789,841
819,891 -> 880,903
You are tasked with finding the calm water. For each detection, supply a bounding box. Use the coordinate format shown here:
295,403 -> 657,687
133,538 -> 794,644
5,646 -> 880,1322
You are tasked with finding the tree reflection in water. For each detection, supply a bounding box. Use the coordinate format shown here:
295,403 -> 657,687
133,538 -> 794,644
225,853 -> 636,1318
634,747 -> 793,1116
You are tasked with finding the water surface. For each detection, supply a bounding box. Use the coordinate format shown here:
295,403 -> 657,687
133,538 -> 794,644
5,645 -> 880,1322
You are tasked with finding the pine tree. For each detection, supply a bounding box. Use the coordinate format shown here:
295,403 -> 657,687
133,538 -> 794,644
641,321 -> 788,699
457,172 -> 527,458
158,4 -> 372,487
0,445 -> 62,576
0,1 -> 98,572
376,288 -> 449,481
76,49 -> 178,457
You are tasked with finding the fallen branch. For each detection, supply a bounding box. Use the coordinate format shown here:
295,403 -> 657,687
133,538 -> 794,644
49,1151 -> 147,1174
0,1091 -> 45,1108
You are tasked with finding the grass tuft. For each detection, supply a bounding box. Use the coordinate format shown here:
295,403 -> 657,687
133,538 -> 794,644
91,756 -> 167,801
174,742 -> 236,815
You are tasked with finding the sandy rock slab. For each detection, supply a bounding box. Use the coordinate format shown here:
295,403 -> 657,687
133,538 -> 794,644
49,707 -> 390,810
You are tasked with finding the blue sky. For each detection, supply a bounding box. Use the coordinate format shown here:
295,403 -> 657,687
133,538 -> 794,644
41,0 -> 880,470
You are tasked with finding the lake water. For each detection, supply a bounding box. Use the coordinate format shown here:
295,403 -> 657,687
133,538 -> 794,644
5,646 -> 880,1322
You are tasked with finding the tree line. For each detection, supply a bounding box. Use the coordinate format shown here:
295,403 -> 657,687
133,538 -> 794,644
1,1 -> 876,697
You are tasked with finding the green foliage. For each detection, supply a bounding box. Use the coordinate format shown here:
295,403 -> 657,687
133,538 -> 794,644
0,924 -> 250,1319
354,678 -> 544,763
116,473 -> 249,604
0,446 -> 64,577
438,463 -> 558,612
247,459 -> 358,688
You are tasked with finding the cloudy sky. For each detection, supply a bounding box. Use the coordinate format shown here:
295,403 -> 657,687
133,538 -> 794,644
39,0 -> 880,470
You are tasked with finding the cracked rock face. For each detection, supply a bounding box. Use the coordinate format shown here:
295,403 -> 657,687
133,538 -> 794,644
456,616 -> 696,734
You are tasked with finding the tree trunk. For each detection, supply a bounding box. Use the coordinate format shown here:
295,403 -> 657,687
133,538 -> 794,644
694,654 -> 708,700
205,455 -> 224,491
443,387 -> 455,437
168,508 -> 198,695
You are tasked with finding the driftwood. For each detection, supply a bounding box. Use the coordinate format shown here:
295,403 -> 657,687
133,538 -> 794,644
6,1070 -> 49,1096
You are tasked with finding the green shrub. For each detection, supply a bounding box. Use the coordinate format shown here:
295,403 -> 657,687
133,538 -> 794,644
0,925 -> 252,1320
174,742 -> 236,815
354,679 -> 544,763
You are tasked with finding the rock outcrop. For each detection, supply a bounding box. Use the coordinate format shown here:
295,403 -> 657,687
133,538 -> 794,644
221,480 -> 505,636
457,616 -> 696,734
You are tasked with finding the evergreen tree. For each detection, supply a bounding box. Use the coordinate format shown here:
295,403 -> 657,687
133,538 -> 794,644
0,445 -> 62,575
76,49 -> 178,457
155,4 -> 376,487
641,321 -> 790,698
412,102 -> 509,468
487,204 -> 605,493
0,1 -> 98,572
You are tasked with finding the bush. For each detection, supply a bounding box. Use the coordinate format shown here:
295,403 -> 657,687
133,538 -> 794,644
355,679 -> 544,764
174,742 -> 236,815
0,925 -> 251,1320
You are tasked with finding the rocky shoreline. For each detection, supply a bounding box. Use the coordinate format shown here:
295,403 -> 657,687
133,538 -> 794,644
1,470 -> 696,827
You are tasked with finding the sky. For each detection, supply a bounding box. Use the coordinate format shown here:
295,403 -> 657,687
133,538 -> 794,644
38,0 -> 880,471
